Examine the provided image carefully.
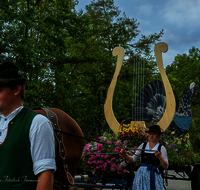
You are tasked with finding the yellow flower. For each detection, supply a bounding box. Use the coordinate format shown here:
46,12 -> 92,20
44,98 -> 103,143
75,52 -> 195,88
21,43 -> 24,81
184,134 -> 189,138
171,131 -> 175,135
132,127 -> 136,132
183,139 -> 186,142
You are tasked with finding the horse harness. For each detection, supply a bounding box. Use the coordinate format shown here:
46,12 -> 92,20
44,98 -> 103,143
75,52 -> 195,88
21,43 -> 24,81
42,108 -> 74,190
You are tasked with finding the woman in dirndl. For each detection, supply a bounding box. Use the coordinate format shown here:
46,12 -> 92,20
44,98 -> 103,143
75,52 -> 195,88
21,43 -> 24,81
120,125 -> 168,190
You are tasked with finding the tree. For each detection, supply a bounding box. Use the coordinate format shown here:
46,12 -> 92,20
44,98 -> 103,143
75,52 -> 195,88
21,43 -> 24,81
0,0 -> 163,139
0,0 -> 88,107
166,47 -> 200,151
166,46 -> 200,108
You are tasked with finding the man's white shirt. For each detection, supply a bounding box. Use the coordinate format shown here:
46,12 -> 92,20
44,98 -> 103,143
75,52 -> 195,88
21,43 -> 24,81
0,106 -> 56,175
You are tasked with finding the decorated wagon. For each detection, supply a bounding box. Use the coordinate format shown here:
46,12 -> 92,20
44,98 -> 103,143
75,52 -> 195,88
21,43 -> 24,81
75,42 -> 200,190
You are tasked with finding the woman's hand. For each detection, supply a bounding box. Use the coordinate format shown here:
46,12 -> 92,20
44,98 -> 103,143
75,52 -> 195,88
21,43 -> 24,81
120,148 -> 127,156
155,150 -> 168,169
155,150 -> 161,158
120,148 -> 133,163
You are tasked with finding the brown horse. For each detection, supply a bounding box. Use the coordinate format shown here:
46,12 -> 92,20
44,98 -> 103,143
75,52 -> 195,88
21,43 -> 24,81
34,108 -> 84,190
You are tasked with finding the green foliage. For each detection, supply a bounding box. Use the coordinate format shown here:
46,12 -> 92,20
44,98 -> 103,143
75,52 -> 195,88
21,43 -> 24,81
164,132 -> 200,166
166,47 -> 200,108
0,0 -> 163,140
188,107 -> 200,153
166,47 -> 200,153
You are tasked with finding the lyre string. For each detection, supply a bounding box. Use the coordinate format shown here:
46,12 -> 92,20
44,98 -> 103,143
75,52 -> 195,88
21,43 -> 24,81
142,58 -> 145,121
141,58 -> 142,121
139,58 -> 141,121
132,57 -> 135,119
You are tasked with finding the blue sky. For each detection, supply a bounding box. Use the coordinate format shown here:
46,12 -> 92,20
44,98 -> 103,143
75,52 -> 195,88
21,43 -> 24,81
75,0 -> 200,67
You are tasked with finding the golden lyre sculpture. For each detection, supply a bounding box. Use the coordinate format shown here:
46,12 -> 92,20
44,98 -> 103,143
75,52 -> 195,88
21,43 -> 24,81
104,42 -> 176,135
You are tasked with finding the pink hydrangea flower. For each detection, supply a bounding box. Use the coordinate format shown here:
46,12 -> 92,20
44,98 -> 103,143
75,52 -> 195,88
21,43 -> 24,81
123,143 -> 127,147
103,163 -> 107,167
104,154 -> 109,159
111,164 -> 116,167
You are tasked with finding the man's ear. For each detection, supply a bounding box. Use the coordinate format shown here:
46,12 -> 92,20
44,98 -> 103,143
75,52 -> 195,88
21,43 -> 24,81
15,84 -> 22,95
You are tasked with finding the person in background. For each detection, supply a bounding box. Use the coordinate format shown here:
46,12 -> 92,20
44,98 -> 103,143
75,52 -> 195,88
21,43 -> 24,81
0,61 -> 56,190
120,125 -> 168,190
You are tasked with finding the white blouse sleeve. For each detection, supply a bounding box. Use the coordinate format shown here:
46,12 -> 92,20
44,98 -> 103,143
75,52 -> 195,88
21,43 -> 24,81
161,146 -> 169,168
29,114 -> 56,175
132,143 -> 143,162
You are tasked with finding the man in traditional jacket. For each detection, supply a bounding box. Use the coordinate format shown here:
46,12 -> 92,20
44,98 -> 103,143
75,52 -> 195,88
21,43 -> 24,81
0,61 -> 56,190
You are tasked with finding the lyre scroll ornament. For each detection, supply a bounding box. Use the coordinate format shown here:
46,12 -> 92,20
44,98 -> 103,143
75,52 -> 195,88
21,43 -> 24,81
104,47 -> 124,135
154,42 -> 176,131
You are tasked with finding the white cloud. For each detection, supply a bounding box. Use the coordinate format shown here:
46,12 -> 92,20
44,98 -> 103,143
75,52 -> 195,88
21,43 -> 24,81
162,29 -> 182,44
162,0 -> 200,28
135,4 -> 154,17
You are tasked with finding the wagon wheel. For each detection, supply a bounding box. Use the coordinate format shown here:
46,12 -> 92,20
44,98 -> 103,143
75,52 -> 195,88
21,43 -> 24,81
191,164 -> 200,190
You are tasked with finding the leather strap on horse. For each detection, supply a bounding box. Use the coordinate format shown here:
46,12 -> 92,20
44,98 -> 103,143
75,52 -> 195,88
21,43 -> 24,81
42,108 -> 74,187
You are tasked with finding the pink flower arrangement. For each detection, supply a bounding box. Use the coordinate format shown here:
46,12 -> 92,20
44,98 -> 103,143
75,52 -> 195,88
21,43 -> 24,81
79,130 -> 148,179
